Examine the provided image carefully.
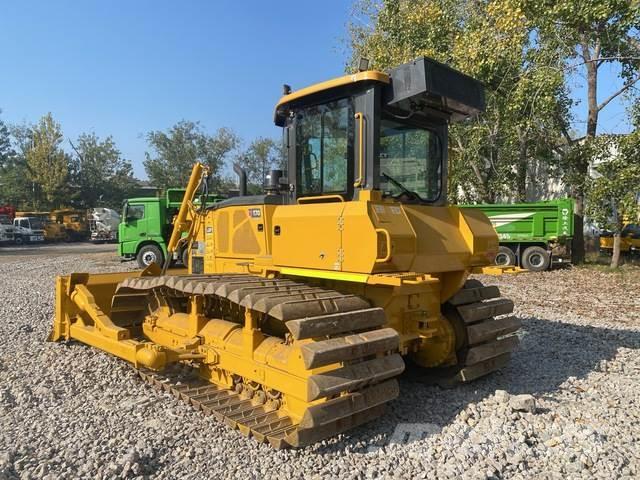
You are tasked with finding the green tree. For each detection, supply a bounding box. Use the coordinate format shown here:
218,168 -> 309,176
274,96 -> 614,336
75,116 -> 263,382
349,0 -> 567,204
586,133 -> 640,268
0,110 -> 12,163
235,137 -> 282,193
144,121 -> 239,190
0,112 -> 32,207
24,113 -> 70,209
524,0 -> 640,262
0,123 -> 34,208
69,133 -> 138,208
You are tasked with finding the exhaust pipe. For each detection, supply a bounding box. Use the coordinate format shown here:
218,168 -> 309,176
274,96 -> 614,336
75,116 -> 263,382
233,163 -> 247,197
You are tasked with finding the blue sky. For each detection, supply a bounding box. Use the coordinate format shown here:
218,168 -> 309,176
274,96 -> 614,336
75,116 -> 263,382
0,1 -> 634,179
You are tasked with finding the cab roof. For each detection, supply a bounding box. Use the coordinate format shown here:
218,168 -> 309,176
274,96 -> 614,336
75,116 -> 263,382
274,70 -> 389,126
273,58 -> 486,126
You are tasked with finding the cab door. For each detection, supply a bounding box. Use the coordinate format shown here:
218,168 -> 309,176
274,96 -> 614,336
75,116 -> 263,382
120,203 -> 148,246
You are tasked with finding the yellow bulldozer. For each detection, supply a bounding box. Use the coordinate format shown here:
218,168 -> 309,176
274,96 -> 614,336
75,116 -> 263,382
50,57 -> 520,448
50,209 -> 90,241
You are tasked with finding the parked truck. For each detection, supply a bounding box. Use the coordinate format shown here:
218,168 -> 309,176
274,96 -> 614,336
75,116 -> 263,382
463,198 -> 574,271
599,223 -> 640,256
89,208 -> 120,242
50,209 -> 89,241
12,216 -> 46,244
0,206 -> 16,244
0,213 -> 15,244
119,189 -> 223,268
16,211 -> 67,242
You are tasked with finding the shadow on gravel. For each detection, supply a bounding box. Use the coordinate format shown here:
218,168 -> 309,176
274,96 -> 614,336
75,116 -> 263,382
310,316 -> 640,454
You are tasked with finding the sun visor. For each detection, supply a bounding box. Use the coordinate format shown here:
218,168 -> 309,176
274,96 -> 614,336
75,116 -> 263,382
384,57 -> 485,121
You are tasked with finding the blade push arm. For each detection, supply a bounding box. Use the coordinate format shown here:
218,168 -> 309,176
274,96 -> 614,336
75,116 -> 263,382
164,162 -> 208,272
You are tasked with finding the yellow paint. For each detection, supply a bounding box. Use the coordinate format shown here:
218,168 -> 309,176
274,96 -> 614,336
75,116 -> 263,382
472,265 -> 528,275
275,71 -> 389,112
279,266 -> 369,283
599,230 -> 640,253
167,163 -> 206,255
50,209 -> 89,240
51,60 -> 508,441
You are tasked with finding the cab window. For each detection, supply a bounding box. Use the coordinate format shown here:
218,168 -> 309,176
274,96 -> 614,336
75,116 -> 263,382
295,98 -> 352,196
127,205 -> 145,220
622,224 -> 640,237
379,118 -> 442,202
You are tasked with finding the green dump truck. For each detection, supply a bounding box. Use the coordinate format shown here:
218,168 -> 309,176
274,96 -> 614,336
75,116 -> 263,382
463,198 -> 574,271
119,189 -> 223,268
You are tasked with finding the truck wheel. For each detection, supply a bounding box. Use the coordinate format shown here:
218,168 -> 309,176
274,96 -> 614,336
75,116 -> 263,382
181,248 -> 189,267
494,246 -> 516,266
137,245 -> 164,269
14,236 -> 24,246
521,246 -> 550,272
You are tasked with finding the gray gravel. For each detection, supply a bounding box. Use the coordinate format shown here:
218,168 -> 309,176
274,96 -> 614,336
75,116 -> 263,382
1,254 -> 639,479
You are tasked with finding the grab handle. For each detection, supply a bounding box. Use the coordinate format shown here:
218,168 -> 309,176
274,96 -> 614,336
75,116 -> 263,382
353,112 -> 364,188
374,228 -> 392,263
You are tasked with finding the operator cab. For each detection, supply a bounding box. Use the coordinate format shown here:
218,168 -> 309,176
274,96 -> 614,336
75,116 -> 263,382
275,57 -> 485,206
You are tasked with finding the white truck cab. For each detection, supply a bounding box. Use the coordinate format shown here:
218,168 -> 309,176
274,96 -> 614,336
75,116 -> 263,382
0,214 -> 15,244
13,216 -> 46,244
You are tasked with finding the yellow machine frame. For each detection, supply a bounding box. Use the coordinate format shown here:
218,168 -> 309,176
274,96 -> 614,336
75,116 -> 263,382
50,58 -> 520,448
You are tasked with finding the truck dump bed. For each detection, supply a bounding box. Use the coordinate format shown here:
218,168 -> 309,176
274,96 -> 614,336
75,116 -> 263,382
463,198 -> 573,243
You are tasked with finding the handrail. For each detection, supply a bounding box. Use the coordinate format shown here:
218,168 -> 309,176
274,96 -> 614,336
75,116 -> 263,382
297,195 -> 345,204
374,228 -> 392,263
353,112 -> 364,188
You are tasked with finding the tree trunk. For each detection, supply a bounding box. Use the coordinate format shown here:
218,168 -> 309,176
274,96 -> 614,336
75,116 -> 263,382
611,233 -> 621,268
572,194 -> 585,264
516,129 -> 527,202
572,38 -> 600,264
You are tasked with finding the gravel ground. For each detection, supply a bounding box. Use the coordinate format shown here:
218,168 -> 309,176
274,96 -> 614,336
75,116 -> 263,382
1,255 -> 639,479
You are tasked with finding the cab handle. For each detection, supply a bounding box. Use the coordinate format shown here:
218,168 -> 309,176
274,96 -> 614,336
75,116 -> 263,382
374,228 -> 392,263
354,112 -> 364,188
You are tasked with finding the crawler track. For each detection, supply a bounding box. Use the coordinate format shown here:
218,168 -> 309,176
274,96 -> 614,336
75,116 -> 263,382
111,275 -> 517,446
112,274 -> 404,448
443,279 -> 520,383
136,364 -> 397,448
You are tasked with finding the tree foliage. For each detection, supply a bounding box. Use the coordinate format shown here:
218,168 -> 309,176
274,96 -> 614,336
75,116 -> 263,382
349,0 -> 567,203
586,132 -> 640,266
235,137 -> 283,193
144,121 -> 239,190
349,0 -> 640,265
24,113 -> 70,209
70,133 -> 138,208
0,111 -> 12,164
0,113 -> 31,207
523,0 -> 640,262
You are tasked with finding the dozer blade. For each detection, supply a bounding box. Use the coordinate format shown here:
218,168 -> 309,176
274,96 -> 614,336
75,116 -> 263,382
50,271 -> 141,343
